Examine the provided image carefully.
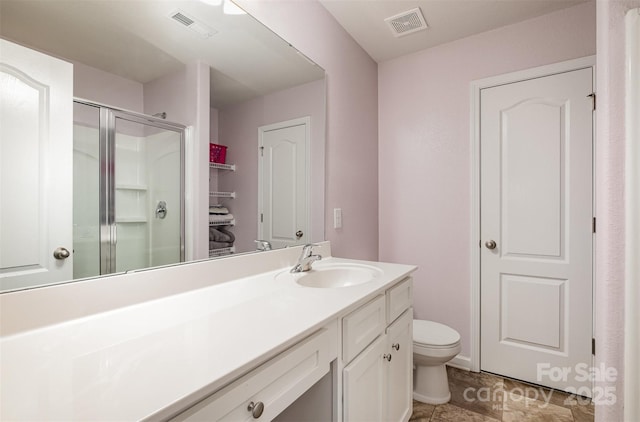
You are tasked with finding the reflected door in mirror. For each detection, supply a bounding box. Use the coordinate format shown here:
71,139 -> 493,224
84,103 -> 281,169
0,39 -> 73,291
258,117 -> 309,249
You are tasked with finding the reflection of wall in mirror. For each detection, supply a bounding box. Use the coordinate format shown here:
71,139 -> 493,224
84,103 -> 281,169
215,79 -> 325,253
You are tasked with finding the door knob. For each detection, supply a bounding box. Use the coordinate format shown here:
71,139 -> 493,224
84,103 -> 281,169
485,240 -> 497,250
295,230 -> 303,240
53,247 -> 70,260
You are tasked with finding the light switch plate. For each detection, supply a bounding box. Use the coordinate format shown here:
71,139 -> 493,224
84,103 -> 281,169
334,208 -> 342,229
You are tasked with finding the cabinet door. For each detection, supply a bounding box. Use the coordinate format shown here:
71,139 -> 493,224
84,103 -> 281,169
343,335 -> 387,421
386,309 -> 413,422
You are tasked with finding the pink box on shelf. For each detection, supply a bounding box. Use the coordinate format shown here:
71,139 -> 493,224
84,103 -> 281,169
210,143 -> 227,164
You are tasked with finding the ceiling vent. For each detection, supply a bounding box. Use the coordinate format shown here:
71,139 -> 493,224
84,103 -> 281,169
384,8 -> 428,38
169,10 -> 217,39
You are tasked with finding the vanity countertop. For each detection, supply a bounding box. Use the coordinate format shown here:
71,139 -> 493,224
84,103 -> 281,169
0,254 -> 416,421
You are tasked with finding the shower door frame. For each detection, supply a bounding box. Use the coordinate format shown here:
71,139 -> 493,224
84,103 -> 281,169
74,99 -> 186,275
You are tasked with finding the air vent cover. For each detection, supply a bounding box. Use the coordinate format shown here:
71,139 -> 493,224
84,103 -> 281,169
384,8 -> 428,38
169,10 -> 217,39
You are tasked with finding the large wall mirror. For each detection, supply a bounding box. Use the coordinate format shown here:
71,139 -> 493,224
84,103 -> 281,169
0,0 -> 326,292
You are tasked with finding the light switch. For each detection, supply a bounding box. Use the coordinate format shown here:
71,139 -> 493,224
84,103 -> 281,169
334,208 -> 342,229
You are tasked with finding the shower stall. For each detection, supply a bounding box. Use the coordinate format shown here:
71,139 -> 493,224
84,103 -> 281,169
73,100 -> 185,278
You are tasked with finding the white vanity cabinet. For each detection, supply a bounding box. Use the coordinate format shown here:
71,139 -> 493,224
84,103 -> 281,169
171,323 -> 337,422
342,277 -> 413,422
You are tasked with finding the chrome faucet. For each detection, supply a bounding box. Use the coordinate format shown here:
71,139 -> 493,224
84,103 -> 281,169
291,244 -> 322,273
255,240 -> 272,251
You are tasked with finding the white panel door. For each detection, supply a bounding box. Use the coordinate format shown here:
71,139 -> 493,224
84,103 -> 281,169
259,118 -> 309,249
480,68 -> 593,395
0,39 -> 73,291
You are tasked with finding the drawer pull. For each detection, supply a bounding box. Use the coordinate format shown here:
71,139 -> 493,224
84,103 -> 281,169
392,343 -> 400,351
247,401 -> 264,418
383,353 -> 392,362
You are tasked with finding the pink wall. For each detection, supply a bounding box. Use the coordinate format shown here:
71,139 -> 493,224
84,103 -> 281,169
236,0 -> 379,260
216,79 -> 325,253
144,61 -> 211,261
378,2 -> 596,358
73,61 -> 143,112
594,1 -> 640,420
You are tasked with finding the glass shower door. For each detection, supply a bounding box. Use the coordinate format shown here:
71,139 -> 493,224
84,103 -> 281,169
110,111 -> 184,273
73,102 -> 101,279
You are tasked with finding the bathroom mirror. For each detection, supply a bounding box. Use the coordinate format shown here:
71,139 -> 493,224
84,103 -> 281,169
0,0 -> 326,292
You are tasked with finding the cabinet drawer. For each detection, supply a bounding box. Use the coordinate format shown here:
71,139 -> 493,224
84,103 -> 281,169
387,277 -> 412,324
172,326 -> 334,422
343,295 -> 386,363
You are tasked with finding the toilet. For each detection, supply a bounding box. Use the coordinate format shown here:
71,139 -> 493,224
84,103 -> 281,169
413,319 -> 461,404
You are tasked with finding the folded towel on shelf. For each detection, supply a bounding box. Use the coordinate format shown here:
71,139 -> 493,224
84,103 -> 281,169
216,226 -> 235,243
209,205 -> 229,215
209,227 -> 233,242
209,241 -> 233,250
209,213 -> 234,223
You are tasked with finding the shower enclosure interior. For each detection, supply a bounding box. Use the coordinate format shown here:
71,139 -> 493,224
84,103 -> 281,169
73,101 -> 185,278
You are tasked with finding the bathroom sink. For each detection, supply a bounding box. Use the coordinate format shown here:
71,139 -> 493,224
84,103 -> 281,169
278,263 -> 383,288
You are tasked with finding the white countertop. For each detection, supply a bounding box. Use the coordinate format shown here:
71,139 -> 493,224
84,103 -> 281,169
0,256 -> 416,421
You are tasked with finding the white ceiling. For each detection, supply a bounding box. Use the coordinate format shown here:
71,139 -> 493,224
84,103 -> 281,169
0,0 -> 324,108
320,0 -> 589,63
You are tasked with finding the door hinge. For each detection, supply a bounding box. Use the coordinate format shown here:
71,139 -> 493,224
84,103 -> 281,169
259,146 -> 264,157
260,213 -> 263,223
588,92 -> 596,111
592,217 -> 596,233
592,338 -> 596,355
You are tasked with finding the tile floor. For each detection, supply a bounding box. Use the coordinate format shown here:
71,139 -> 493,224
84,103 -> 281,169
409,367 -> 594,422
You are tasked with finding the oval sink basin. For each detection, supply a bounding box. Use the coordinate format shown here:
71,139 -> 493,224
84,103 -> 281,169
279,263 -> 383,288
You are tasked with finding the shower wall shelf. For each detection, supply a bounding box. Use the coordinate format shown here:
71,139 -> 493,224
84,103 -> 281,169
116,184 -> 148,191
209,162 -> 236,171
209,191 -> 236,198
117,217 -> 147,223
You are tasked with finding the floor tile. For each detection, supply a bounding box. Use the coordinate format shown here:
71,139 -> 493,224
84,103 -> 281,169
410,399 -> 436,421
430,403 -> 501,422
502,377 -> 573,408
571,401 -> 594,422
409,367 -> 593,422
447,367 -> 504,420
502,393 -> 574,422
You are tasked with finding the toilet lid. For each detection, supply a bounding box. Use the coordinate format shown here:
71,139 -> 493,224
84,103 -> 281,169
413,320 -> 460,347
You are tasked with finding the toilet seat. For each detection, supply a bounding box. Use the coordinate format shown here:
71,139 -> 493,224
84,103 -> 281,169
413,320 -> 460,348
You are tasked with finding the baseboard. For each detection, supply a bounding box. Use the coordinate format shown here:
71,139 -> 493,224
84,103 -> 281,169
447,355 -> 472,371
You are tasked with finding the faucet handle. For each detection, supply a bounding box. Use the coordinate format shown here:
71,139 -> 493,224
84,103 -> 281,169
255,240 -> 272,251
301,243 -> 319,256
